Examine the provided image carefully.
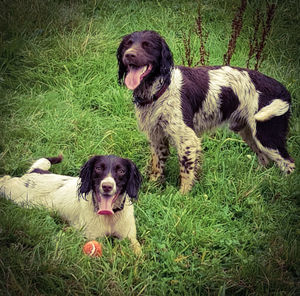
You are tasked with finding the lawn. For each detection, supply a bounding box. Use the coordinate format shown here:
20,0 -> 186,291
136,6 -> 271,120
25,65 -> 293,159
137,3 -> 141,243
0,0 -> 299,295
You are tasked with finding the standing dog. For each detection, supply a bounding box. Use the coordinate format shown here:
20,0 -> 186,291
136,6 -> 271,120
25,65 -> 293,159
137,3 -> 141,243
0,155 -> 142,254
117,30 -> 295,194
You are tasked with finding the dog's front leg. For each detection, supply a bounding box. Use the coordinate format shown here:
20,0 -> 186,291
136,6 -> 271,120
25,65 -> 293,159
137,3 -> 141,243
172,129 -> 201,194
130,238 -> 142,255
116,213 -> 141,255
149,134 -> 169,182
125,222 -> 142,255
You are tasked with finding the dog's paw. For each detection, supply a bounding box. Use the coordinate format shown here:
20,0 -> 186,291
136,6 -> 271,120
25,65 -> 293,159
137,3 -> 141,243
132,241 -> 142,256
149,173 -> 160,182
282,161 -> 295,174
179,183 -> 193,195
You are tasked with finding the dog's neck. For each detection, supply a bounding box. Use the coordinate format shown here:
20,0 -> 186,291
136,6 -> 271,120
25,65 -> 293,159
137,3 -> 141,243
133,74 -> 170,107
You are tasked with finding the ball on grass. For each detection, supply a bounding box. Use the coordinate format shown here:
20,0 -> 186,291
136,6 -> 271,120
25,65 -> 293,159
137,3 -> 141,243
83,240 -> 102,257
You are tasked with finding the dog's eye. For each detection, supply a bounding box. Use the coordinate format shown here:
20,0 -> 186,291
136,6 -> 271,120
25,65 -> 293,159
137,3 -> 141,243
142,41 -> 150,48
95,165 -> 104,173
126,40 -> 133,47
95,167 -> 102,173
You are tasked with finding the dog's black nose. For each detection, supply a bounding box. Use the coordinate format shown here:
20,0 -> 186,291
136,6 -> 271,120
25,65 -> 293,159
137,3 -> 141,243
102,182 -> 113,193
125,52 -> 136,59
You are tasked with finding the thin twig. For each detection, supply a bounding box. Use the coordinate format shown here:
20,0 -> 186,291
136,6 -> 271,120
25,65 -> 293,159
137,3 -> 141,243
223,0 -> 247,65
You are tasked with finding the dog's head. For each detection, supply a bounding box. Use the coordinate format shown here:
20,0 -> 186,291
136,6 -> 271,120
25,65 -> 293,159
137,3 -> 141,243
117,30 -> 174,91
78,155 -> 142,215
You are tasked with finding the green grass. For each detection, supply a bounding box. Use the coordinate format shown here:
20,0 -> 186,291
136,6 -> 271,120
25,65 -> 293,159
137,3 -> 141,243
0,0 -> 299,295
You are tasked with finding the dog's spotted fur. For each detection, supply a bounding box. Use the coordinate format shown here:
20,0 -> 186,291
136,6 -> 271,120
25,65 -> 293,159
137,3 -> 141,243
117,30 -> 295,194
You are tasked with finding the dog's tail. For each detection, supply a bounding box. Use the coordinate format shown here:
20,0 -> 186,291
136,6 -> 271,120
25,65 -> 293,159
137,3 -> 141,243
254,99 -> 289,122
27,155 -> 63,173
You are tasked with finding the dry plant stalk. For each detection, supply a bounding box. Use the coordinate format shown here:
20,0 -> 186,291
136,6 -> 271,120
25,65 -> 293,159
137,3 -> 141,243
181,1 -> 275,70
181,3 -> 209,67
182,30 -> 194,67
247,3 -> 276,70
256,3 -> 276,70
223,0 -> 247,66
195,5 -> 209,66
246,8 -> 261,68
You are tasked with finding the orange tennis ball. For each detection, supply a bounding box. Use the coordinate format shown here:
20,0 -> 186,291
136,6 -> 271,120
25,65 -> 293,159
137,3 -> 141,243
83,240 -> 102,257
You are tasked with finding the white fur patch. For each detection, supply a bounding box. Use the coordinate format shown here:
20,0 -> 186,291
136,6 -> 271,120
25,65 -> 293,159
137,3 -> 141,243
100,176 -> 117,195
254,99 -> 289,121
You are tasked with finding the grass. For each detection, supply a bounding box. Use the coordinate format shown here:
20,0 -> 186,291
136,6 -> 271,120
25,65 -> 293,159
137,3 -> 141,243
0,0 -> 299,295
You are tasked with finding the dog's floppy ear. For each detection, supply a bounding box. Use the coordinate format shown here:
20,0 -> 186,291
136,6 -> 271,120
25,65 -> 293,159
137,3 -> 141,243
78,156 -> 97,199
160,37 -> 174,77
126,159 -> 142,200
117,34 -> 130,85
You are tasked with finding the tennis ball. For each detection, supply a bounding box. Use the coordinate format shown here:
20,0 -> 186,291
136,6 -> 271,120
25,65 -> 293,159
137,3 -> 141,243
83,240 -> 102,257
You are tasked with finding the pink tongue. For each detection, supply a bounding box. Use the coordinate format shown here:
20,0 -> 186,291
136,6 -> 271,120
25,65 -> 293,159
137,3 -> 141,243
125,66 -> 147,90
97,196 -> 114,215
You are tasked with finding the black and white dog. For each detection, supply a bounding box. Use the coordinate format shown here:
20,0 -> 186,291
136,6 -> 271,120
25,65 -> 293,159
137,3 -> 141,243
0,155 -> 142,254
117,30 -> 295,194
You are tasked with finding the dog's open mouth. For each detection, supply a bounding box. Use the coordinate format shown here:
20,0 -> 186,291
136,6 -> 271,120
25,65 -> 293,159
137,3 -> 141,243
125,64 -> 152,90
96,192 -> 119,215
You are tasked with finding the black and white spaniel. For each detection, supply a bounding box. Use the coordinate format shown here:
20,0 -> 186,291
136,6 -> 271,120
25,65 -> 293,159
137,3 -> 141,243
117,30 -> 295,194
0,155 -> 142,254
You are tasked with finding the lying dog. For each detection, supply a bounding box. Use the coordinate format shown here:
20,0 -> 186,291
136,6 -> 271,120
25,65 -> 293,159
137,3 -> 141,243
117,30 -> 295,194
0,155 -> 142,254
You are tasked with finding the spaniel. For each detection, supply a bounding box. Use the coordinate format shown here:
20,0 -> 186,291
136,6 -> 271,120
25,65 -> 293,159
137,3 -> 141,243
117,30 -> 295,194
0,155 -> 142,254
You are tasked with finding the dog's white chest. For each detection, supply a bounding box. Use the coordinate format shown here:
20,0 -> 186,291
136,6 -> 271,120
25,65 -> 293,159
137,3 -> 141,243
135,68 -> 184,137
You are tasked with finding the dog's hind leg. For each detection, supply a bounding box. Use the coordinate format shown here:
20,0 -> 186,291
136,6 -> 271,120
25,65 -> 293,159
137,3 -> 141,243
271,148 -> 294,174
252,99 -> 295,174
254,120 -> 295,174
253,140 -> 295,174
239,125 -> 270,166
